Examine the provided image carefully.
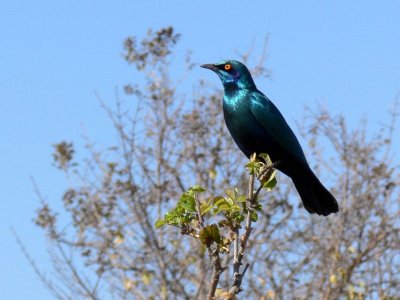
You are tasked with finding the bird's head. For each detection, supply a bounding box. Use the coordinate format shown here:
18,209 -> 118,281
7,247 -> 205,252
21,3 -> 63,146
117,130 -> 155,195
201,60 -> 256,90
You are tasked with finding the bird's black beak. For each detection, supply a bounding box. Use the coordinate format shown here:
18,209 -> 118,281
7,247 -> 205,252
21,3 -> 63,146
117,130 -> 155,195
201,63 -> 218,72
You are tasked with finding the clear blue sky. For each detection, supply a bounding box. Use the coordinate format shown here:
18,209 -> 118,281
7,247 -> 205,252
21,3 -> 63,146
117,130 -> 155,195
1,1 -> 399,299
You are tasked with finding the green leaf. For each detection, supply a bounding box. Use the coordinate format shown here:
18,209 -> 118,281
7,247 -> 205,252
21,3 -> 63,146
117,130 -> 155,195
217,204 -> 231,212
259,153 -> 272,164
155,219 -> 166,228
199,224 -> 221,246
200,203 -> 212,215
251,212 -> 258,222
236,195 -> 247,203
230,205 -> 241,212
180,197 -> 196,212
235,214 -> 245,222
190,185 -> 206,193
209,196 -> 223,209
214,198 -> 228,208
165,211 -> 177,221
225,189 -> 235,200
179,192 -> 193,202
254,203 -> 263,211
262,174 -> 277,191
245,161 -> 259,174
225,197 -> 234,206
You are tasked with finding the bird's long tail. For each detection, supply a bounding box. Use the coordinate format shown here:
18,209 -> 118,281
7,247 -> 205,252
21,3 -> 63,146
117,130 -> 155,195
291,167 -> 339,216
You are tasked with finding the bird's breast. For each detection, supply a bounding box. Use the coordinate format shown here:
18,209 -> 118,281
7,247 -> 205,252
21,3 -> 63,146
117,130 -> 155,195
223,99 -> 274,158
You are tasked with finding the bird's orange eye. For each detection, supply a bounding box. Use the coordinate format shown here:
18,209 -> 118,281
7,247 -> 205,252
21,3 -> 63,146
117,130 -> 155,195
224,64 -> 232,71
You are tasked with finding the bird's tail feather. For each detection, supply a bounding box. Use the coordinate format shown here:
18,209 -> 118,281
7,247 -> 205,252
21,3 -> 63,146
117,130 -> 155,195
292,168 -> 339,216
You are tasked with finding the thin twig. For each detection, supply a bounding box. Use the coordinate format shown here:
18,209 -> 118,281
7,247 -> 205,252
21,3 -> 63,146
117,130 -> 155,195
229,159 -> 279,298
228,172 -> 255,298
12,228 -> 73,300
207,247 -> 224,300
194,194 -> 224,300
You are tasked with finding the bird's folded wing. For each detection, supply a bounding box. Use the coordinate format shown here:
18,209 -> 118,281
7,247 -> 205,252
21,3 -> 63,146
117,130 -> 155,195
249,92 -> 308,164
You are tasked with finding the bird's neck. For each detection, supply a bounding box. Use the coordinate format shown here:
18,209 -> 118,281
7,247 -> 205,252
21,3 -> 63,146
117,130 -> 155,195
223,78 -> 256,92
223,80 -> 256,96
223,85 -> 251,109
222,77 -> 256,108
224,82 -> 239,93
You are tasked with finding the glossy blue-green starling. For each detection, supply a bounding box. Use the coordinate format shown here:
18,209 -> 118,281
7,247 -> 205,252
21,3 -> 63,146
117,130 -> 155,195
201,60 -> 338,216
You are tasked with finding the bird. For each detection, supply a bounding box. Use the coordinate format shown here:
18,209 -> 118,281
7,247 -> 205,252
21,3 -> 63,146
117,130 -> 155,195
201,60 -> 338,216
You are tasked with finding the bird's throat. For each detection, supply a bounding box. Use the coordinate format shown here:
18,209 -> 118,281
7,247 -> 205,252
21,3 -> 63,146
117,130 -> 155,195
223,87 -> 248,110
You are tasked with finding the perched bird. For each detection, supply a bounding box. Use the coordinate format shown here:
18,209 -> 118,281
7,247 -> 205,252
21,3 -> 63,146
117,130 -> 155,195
201,60 -> 338,216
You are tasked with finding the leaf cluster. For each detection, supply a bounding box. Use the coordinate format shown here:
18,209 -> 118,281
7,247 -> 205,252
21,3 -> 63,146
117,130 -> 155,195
156,154 -> 277,252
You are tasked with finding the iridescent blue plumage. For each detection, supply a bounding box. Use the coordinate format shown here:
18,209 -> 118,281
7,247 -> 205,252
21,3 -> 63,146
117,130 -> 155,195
201,60 -> 338,216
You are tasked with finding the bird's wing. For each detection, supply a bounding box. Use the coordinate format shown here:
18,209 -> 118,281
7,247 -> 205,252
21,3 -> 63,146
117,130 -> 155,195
249,91 -> 307,164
